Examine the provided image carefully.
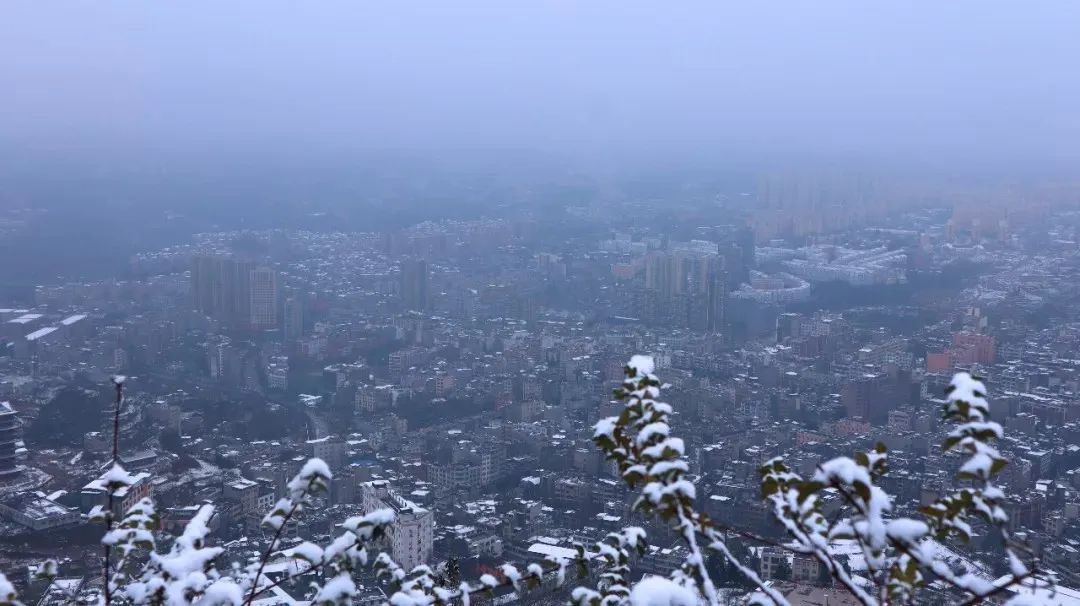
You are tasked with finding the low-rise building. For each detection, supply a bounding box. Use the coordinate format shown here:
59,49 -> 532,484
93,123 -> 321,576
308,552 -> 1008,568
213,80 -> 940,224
0,493 -> 80,531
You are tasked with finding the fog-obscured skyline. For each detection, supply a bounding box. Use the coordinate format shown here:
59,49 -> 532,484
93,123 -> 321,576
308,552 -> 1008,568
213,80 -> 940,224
3,1 -> 1080,173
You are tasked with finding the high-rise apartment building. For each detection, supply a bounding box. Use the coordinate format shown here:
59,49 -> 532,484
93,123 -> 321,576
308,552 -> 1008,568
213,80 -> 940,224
0,402 -> 19,479
842,372 -> 917,426
645,252 -> 682,300
952,332 -> 996,365
190,256 -> 220,318
249,266 -> 279,330
283,296 -> 304,341
399,259 -> 429,311
776,313 -> 802,343
360,481 -> 433,570
842,375 -> 880,423
645,252 -> 726,334
705,268 -> 728,334
191,256 -> 256,328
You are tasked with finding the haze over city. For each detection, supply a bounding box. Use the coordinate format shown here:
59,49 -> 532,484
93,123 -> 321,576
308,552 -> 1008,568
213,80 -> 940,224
5,1 -> 1080,165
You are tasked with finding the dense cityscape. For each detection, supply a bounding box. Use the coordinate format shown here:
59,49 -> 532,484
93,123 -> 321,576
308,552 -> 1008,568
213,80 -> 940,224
6,2 -> 1080,604
2,179 -> 1080,605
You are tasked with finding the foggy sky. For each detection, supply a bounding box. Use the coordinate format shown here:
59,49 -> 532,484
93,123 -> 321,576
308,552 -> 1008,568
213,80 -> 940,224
3,1 -> 1080,171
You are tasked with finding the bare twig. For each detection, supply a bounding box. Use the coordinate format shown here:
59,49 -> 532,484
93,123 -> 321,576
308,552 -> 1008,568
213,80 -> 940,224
242,498 -> 302,606
756,467 -> 877,606
829,478 -> 1043,606
708,517 -> 811,553
111,379 -> 123,462
827,478 -> 885,603
103,376 -> 125,606
241,469 -> 336,606
954,570 -> 1038,606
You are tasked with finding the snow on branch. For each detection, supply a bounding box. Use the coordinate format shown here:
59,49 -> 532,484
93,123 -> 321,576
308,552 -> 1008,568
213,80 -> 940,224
760,371 -> 1052,606
0,365 -> 1063,606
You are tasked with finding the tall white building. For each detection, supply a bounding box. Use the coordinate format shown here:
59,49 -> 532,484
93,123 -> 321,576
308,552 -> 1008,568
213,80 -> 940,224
0,402 -> 19,479
283,296 -> 303,340
360,481 -> 433,570
249,267 -> 278,330
208,340 -> 229,378
267,356 -> 289,391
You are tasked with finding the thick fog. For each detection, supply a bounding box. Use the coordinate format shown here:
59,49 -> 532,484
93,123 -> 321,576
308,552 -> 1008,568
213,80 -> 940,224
3,1 -> 1080,171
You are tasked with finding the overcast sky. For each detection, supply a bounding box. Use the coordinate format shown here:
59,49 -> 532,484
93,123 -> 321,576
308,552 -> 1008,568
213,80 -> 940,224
3,1 -> 1080,172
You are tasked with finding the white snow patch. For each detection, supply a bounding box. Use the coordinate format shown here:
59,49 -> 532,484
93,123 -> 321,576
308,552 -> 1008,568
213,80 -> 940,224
629,576 -> 701,606
628,355 -> 655,376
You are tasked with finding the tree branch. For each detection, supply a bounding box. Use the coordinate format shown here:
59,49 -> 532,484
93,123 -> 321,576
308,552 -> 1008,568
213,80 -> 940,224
242,496 -> 303,606
102,377 -> 125,606
954,570 -> 1038,606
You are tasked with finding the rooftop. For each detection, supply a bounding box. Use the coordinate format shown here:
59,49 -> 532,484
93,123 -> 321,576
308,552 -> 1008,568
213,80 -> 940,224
82,470 -> 151,498
7,313 -> 43,324
1,493 -> 77,519
25,326 -> 59,341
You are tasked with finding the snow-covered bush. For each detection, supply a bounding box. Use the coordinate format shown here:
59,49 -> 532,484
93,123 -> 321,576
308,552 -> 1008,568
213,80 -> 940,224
0,361 -> 1054,606
757,371 -> 1049,605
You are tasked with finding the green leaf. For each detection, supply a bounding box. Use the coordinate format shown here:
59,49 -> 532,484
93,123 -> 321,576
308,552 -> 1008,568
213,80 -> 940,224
919,505 -> 943,519
990,458 -> 1008,476
796,481 -> 824,503
761,477 -> 778,498
853,481 -> 871,504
